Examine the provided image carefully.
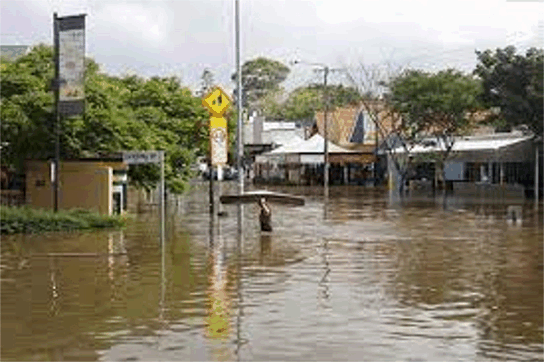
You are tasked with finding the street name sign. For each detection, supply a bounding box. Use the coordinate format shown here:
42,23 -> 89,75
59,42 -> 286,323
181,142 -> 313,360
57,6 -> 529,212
123,151 -> 161,164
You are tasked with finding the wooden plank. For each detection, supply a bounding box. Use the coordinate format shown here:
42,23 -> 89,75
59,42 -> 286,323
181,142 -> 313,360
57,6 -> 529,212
220,191 -> 305,206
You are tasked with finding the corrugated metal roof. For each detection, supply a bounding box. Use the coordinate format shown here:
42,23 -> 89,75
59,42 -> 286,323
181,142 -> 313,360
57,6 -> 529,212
391,134 -> 533,154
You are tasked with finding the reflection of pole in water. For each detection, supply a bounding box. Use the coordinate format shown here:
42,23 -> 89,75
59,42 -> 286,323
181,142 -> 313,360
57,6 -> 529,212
108,233 -> 114,284
237,202 -> 244,236
318,238 -> 331,307
235,206 -> 245,361
209,202 -> 215,248
159,226 -> 166,324
49,257 -> 59,316
205,213 -> 231,340
108,231 -> 127,302
323,195 -> 328,220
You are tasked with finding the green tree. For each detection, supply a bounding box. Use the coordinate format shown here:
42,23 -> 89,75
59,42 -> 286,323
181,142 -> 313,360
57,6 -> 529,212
231,57 -> 290,108
263,84 -> 360,121
474,46 -> 543,136
197,68 -> 215,98
0,44 -> 212,194
388,68 -> 482,187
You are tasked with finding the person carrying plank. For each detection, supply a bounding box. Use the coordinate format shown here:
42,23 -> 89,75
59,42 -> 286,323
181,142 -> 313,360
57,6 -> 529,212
219,191 -> 304,232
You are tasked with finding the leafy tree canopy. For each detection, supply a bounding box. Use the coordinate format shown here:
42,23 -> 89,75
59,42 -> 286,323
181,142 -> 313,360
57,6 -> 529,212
474,46 -> 543,136
387,68 -> 482,185
231,57 -> 290,108
1,44 -> 220,194
263,83 -> 360,121
389,68 -> 482,141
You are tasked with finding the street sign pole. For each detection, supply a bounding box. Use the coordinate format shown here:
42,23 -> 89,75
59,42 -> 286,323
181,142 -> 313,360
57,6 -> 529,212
122,151 -> 165,244
53,12 -> 60,212
160,150 -> 165,246
209,163 -> 215,216
202,87 -> 232,217
218,165 -> 223,215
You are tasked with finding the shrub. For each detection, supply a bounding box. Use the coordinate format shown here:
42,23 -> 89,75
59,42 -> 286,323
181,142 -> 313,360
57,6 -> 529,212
0,206 -> 126,234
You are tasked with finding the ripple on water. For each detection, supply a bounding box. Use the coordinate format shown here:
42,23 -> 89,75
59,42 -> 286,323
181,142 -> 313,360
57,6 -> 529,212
2,184 -> 542,361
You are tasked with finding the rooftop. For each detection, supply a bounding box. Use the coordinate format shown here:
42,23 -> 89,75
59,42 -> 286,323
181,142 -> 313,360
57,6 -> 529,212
390,132 -> 534,154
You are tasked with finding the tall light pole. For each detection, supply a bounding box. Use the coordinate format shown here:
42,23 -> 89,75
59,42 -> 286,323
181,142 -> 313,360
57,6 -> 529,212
292,60 -> 344,198
235,0 -> 243,196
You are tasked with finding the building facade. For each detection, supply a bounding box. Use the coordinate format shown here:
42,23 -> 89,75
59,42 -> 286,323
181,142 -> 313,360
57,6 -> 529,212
25,158 -> 128,215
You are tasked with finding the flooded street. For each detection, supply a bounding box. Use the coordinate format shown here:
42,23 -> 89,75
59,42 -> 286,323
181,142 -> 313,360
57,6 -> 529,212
2,183 -> 543,361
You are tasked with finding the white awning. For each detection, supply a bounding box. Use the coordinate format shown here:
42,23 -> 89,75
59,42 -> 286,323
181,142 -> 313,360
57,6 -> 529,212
268,134 -> 356,155
391,135 -> 533,154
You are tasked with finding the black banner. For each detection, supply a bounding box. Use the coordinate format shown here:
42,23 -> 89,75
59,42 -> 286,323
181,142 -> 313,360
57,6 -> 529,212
55,14 -> 86,116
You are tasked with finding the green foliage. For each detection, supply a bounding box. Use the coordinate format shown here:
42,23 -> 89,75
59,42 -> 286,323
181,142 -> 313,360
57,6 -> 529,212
263,84 -> 360,121
232,57 -> 290,107
389,68 -> 482,141
0,206 -> 125,234
386,68 -> 482,187
197,68 -> 214,98
474,46 -> 543,136
1,44 -> 215,194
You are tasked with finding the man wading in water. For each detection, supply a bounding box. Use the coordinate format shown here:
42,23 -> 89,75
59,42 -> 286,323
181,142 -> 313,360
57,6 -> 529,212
258,198 -> 272,232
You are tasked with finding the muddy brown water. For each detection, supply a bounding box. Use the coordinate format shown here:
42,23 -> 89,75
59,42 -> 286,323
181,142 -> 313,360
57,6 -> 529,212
2,183 -> 543,361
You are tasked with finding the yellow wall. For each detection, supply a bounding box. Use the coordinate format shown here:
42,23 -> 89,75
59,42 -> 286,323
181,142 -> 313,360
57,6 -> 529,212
25,160 -> 127,215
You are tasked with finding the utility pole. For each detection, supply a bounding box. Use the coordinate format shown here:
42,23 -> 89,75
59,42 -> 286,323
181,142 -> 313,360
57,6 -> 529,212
292,61 -> 345,199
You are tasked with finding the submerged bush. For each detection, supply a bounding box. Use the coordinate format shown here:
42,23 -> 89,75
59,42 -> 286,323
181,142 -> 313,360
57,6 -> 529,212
0,206 -> 126,234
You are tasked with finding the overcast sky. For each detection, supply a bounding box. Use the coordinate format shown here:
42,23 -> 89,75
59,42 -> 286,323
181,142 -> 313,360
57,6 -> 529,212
1,0 -> 542,93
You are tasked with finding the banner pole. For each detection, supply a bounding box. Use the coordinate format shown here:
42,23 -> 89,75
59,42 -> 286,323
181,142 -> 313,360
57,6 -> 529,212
53,12 -> 60,212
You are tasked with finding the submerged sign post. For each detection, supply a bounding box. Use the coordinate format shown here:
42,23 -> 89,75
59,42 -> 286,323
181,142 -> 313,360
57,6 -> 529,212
202,86 -> 231,166
123,151 -> 165,245
202,86 -> 231,216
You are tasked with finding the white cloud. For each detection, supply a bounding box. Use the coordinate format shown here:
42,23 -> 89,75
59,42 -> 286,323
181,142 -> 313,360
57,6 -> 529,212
96,2 -> 170,46
0,0 -> 541,89
315,0 -> 541,46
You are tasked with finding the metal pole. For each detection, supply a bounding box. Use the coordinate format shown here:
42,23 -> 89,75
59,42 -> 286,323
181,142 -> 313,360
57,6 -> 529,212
536,144 -> 539,207
218,165 -> 223,215
160,151 -> 165,245
235,0 -> 244,195
209,164 -> 215,215
53,12 -> 60,212
323,66 -> 329,198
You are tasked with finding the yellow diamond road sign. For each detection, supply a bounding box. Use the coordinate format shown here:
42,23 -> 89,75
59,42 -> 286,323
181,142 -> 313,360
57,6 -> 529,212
202,86 -> 232,117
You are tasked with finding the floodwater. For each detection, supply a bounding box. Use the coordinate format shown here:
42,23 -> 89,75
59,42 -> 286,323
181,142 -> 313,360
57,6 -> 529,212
2,183 -> 543,361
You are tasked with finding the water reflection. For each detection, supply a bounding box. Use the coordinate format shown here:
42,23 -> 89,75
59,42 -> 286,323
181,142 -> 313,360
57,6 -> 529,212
206,216 -> 230,340
1,184 -> 542,361
318,238 -> 331,308
260,233 -> 272,263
